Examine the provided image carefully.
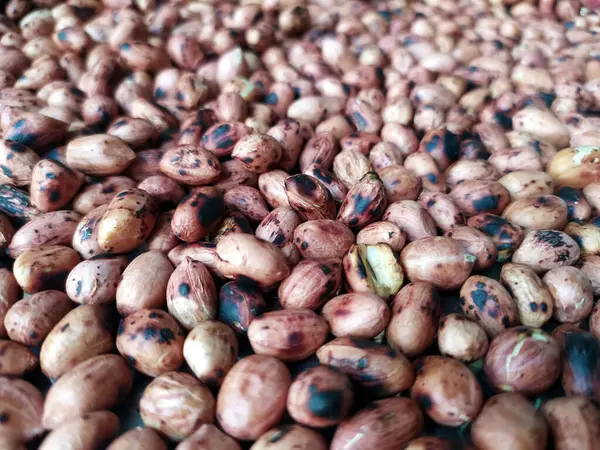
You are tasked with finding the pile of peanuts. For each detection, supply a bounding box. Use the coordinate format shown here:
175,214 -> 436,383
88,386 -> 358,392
0,0 -> 600,448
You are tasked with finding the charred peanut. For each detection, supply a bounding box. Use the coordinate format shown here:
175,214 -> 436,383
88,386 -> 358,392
166,258 -> 217,330
343,243 -> 403,300
460,275 -> 519,337
171,186 -> 225,243
201,122 -> 253,159
556,186 -> 592,223
287,365 -> 354,428
303,163 -> 349,204
217,355 -> 291,441
255,206 -> 301,265
116,309 -> 185,377
484,327 -> 561,395
66,255 -> 127,305
40,304 -> 116,379
560,330 -> 600,401
183,321 -> 238,387
450,180 -> 511,216
512,230 -> 581,273
400,237 -> 475,290
322,292 -> 390,339
159,145 -> 221,186
467,213 -> 524,262
437,314 -> 489,362
316,337 -> 414,397
336,171 -> 386,229
278,258 -> 342,310
4,290 -> 72,346
284,174 -> 336,221
248,308 -> 328,361
386,282 -> 440,358
500,263 -> 554,328
140,371 -> 215,442
410,355 -> 483,427
0,184 -> 41,221
42,355 -> 133,429
8,210 -> 80,258
97,188 -> 158,253
298,132 -> 339,173
218,280 -> 266,334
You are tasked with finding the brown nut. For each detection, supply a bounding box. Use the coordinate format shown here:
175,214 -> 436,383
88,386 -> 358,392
65,134 -> 135,176
303,163 -> 348,204
201,122 -> 254,159
232,134 -> 282,173
284,174 -> 336,221
548,146 -> 600,189
467,213 -> 524,262
39,411 -> 120,450
293,219 -> 355,259
382,200 -> 437,242
377,165 -> 422,202
117,251 -> 173,315
543,266 -> 594,323
107,428 -> 166,450
316,336 -> 414,397
355,221 -> 405,252
250,425 -> 326,450
512,229 -> 581,273
278,258 -> 342,310
248,308 -> 328,361
0,140 -> 39,187
460,275 -> 519,337
450,180 -> 511,216
343,243 -> 404,300
72,176 -> 137,215
438,314 -> 489,362
224,186 -> 269,222
13,245 -> 80,294
42,355 -> 133,429
400,237 -> 475,290
147,211 -> 181,253
445,160 -> 499,189
215,233 -> 290,288
410,355 -> 483,427
140,371 -> 215,442
40,304 -> 116,379
0,212 -> 15,252
332,148 -> 373,189
502,195 -> 568,231
471,393 -> 548,450
138,175 -> 185,210
298,132 -> 338,173
386,282 -> 440,358
368,142 -> 404,170
255,206 -> 301,265
4,113 -> 68,153
488,147 -> 543,175
498,170 -> 554,200
217,355 -> 291,441
258,170 -> 290,209
484,327 -> 561,395
403,437 -> 461,450
0,340 -> 37,377
337,171 -> 386,229
4,290 -> 71,346
65,255 -> 127,305
30,159 -> 83,212
330,397 -> 424,450
500,263 -> 554,327
126,149 -> 166,182
97,188 -> 158,253
175,424 -> 240,450
0,378 -> 43,443
444,226 -> 498,271
418,191 -> 465,232
183,321 -> 238,387
166,258 -> 217,330
542,396 -> 600,450
8,210 -> 81,258
579,255 -> 600,295
72,204 -> 107,259
564,222 -> 600,256
116,309 -> 185,377
287,365 -> 353,428
0,269 -> 19,339
0,184 -> 40,222
218,280 -> 266,334
159,145 -> 221,186
322,293 -> 390,339
107,117 -> 159,150
171,187 -> 225,243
